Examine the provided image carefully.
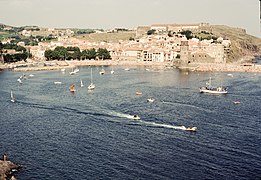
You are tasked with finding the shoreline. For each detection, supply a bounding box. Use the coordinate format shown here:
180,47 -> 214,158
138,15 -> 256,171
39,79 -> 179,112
0,60 -> 261,73
0,160 -> 19,180
2,60 -> 170,72
178,63 -> 261,73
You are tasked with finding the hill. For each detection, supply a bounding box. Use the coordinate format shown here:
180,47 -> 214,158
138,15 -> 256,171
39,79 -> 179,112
74,31 -> 136,43
211,25 -> 261,62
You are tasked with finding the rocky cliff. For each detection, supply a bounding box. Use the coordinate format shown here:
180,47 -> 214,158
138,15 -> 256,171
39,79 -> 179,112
211,25 -> 261,63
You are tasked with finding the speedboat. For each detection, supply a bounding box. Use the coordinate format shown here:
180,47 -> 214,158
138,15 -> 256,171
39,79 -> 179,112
147,98 -> 155,102
132,115 -> 140,120
233,101 -> 240,104
185,127 -> 197,132
124,68 -> 130,71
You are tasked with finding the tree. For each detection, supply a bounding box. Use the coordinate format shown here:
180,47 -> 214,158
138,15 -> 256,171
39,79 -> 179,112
81,48 -> 97,60
66,46 -> 81,60
147,29 -> 156,35
97,48 -> 111,60
181,30 -> 193,39
54,46 -> 68,60
44,49 -> 53,60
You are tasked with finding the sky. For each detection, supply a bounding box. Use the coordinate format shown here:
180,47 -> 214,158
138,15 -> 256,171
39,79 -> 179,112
0,0 -> 260,37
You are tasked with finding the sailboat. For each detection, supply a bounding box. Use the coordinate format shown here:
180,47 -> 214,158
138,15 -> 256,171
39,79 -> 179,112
10,91 -> 15,103
88,68 -> 95,90
70,84 -> 76,92
80,79 -> 84,87
99,67 -> 105,75
111,66 -> 115,74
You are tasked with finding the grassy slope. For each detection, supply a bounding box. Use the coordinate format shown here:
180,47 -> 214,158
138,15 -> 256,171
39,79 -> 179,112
74,31 -> 136,43
211,25 -> 261,62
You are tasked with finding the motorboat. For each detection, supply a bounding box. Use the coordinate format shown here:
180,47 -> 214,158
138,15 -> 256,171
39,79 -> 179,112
147,98 -> 155,102
124,68 -> 130,71
233,101 -> 241,104
132,115 -> 140,120
185,127 -> 197,132
199,77 -> 228,94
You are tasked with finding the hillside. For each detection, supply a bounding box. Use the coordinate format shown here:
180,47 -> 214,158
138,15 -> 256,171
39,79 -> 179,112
74,31 -> 136,43
211,25 -> 261,63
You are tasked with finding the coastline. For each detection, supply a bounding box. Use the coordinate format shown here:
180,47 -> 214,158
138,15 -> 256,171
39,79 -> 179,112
178,63 -> 261,73
0,60 -> 261,73
0,160 -> 18,180
1,60 -> 170,72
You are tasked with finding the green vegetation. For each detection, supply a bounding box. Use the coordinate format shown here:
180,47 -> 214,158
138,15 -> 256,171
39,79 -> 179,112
44,46 -> 111,60
147,29 -> 156,35
181,30 -> 193,39
0,42 -> 30,63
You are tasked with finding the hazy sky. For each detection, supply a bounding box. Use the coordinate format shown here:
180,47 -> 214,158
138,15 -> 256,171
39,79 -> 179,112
0,0 -> 260,37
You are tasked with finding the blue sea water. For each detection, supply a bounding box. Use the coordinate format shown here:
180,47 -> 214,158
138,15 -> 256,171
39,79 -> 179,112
0,66 -> 260,180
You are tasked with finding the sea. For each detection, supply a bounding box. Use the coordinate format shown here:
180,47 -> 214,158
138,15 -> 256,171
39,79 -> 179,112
0,66 -> 260,180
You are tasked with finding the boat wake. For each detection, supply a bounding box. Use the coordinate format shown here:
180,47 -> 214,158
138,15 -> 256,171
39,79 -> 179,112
107,110 -> 187,130
140,121 -> 187,130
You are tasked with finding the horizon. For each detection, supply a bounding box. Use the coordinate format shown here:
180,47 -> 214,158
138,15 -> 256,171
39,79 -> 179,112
0,0 -> 260,38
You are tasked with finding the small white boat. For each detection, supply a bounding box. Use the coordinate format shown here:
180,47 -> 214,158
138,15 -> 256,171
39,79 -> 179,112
99,68 -> 105,75
80,80 -> 84,87
17,78 -> 23,84
69,71 -> 76,75
54,81 -> 62,85
185,127 -> 197,132
88,68 -> 95,90
124,68 -> 130,71
227,74 -> 233,77
61,68 -> 65,72
74,68 -> 80,73
10,91 -> 15,103
147,98 -> 155,103
29,74 -> 34,77
233,101 -> 241,104
136,91 -> 143,95
111,70 -> 115,74
132,115 -> 140,120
